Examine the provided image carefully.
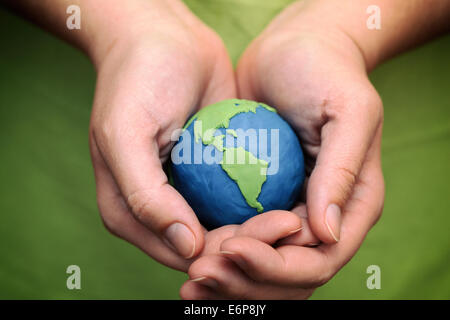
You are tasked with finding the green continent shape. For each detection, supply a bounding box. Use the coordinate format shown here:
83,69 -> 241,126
183,99 -> 275,213
220,147 -> 268,213
226,129 -> 238,137
211,134 -> 225,152
183,99 -> 276,144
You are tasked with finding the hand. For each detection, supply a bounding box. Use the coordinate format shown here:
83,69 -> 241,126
180,0 -> 385,298
88,0 -> 236,271
180,210 -> 318,299
8,0 -> 448,300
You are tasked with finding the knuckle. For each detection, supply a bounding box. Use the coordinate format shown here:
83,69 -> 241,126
97,200 -> 121,237
304,266 -> 333,289
100,215 -> 120,237
368,168 -> 385,226
372,206 -> 383,227
357,86 -> 384,123
311,270 -> 332,288
317,98 -> 331,125
337,166 -> 358,186
126,189 -> 161,230
97,118 -> 115,142
92,117 -> 118,153
95,186 -> 131,239
367,93 -> 383,123
334,83 -> 383,126
127,191 -> 150,220
331,166 -> 359,204
373,188 -> 385,226
93,109 -> 161,148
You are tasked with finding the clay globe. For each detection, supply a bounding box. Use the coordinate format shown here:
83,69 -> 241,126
170,99 -> 305,229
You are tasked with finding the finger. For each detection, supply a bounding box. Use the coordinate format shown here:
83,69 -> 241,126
90,137 -> 190,271
91,124 -> 204,259
220,236 -> 329,288
180,280 -> 225,300
276,205 -> 320,247
186,255 -> 313,299
220,129 -> 384,287
199,224 -> 239,256
193,210 -> 302,260
235,210 -> 302,244
307,83 -> 383,243
187,255 -> 252,299
318,125 -> 384,266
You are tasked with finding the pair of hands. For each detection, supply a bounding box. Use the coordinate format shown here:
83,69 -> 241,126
89,0 -> 384,299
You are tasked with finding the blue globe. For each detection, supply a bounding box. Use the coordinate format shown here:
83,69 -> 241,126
171,99 -> 305,229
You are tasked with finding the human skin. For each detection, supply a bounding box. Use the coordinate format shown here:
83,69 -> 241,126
3,0 -> 238,271
180,0 -> 450,299
3,0 -> 450,299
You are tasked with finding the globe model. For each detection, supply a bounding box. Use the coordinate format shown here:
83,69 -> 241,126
170,99 -> 305,229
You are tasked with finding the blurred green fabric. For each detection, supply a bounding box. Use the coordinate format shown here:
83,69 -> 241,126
0,0 -> 449,299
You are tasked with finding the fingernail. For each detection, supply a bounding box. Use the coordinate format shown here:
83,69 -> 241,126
220,250 -> 236,255
190,276 -> 206,282
288,227 -> 303,235
325,204 -> 341,242
220,251 -> 246,268
190,276 -> 219,289
165,223 -> 196,259
306,242 -> 321,247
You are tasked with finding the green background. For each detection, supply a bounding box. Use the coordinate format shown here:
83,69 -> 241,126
1,0 -> 449,299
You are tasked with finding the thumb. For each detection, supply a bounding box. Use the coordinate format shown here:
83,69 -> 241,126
93,114 -> 205,259
306,93 -> 382,244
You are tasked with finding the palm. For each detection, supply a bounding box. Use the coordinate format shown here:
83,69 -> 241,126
89,18 -> 236,272
180,11 -> 384,299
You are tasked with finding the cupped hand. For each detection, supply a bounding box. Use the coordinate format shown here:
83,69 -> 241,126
88,0 -> 236,271
180,211 -> 317,299
180,0 -> 385,298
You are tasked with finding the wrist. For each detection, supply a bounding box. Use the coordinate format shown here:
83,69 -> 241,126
80,0 -> 183,68
297,0 -> 450,71
283,0 -> 376,72
304,0 -> 382,71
